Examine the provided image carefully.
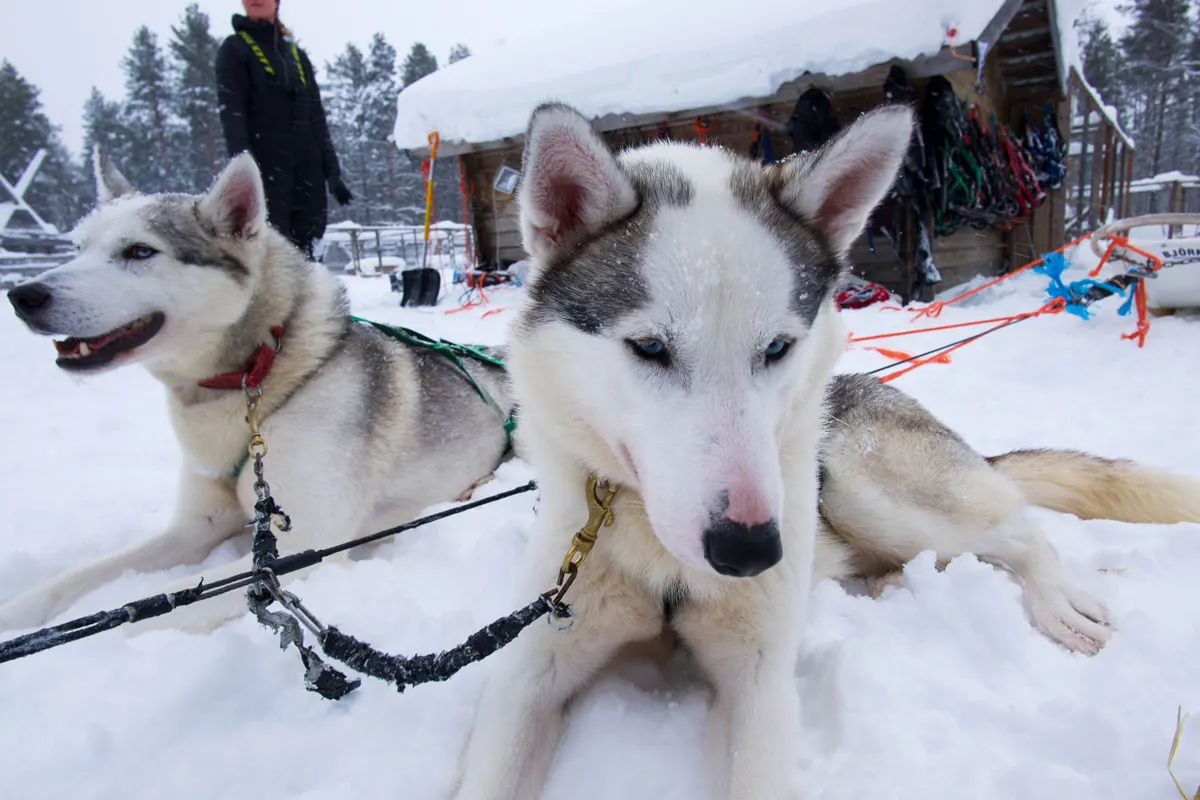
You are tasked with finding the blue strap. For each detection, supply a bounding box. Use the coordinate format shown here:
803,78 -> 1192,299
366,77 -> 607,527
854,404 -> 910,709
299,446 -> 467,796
1034,251 -> 1127,320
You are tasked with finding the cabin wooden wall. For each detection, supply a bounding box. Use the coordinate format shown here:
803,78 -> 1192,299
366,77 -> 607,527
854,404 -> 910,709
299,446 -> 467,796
459,145 -> 525,266
458,10 -> 1069,303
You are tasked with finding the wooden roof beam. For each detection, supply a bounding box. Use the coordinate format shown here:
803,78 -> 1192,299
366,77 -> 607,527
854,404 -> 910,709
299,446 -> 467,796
998,51 -> 1056,68
999,26 -> 1051,43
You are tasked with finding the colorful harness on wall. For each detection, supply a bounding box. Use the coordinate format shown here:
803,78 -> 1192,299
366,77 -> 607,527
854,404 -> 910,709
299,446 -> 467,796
238,29 -> 307,87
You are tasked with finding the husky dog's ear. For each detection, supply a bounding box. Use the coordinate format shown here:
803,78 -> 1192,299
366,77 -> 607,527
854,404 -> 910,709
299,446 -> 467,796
778,105 -> 914,255
199,153 -> 267,238
93,146 -> 135,202
518,103 -> 638,264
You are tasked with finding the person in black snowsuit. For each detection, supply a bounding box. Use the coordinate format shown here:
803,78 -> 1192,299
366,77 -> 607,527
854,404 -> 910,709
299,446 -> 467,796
215,0 -> 352,257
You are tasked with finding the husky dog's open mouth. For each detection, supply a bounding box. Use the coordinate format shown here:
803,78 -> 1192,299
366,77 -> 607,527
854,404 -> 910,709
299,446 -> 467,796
53,313 -> 165,371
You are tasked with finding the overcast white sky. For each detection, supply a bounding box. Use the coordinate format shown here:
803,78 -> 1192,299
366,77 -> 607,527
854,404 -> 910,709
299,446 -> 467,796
0,0 -> 1126,156
0,0 -> 579,154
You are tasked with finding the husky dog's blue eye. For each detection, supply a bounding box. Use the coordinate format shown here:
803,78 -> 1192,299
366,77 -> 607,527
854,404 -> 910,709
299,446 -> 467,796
764,338 -> 791,363
123,244 -> 158,261
627,337 -> 670,365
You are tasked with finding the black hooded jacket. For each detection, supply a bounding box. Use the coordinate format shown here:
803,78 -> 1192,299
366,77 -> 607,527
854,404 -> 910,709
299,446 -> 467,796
215,14 -> 341,248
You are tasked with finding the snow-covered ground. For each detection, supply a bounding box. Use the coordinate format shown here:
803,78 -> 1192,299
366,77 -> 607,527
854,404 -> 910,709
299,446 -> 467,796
1,253 -> 1198,799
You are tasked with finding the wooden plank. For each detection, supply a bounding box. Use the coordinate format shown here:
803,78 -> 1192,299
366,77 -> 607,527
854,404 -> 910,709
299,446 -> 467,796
998,51 -> 1056,69
1124,146 -> 1134,218
1044,0 -> 1068,95
1076,84 -> 1090,231
999,26 -> 1051,43
978,0 -> 1029,46
902,205 -> 915,305
1087,108 -> 1101,230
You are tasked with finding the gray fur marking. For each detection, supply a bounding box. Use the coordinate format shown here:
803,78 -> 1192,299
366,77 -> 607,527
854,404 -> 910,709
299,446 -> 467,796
348,326 -> 398,439
520,157 -> 698,336
823,373 -> 974,452
522,204 -> 654,335
412,348 -> 508,453
142,198 -> 251,280
728,163 -> 842,323
626,161 -> 694,208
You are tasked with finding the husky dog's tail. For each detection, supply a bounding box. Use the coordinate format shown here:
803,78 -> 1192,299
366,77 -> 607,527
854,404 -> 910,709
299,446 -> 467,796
987,449 -> 1200,524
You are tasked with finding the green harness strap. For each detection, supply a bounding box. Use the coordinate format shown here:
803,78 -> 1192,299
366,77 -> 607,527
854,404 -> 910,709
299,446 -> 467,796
229,318 -> 514,481
349,316 -> 517,452
238,30 -> 307,87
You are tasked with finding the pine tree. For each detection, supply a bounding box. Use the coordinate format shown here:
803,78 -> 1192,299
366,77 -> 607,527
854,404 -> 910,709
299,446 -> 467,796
0,61 -> 87,230
325,43 -> 373,221
1182,19 -> 1200,175
121,26 -> 177,192
0,61 -> 45,183
448,43 -> 471,64
1119,0 -> 1195,178
324,34 -> 431,226
81,87 -> 136,196
169,4 -> 221,193
1079,16 -> 1124,109
364,34 -> 408,222
401,43 -> 438,88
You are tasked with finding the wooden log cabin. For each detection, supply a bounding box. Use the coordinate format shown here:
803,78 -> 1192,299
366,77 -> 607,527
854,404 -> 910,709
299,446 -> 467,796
396,0 -> 1130,304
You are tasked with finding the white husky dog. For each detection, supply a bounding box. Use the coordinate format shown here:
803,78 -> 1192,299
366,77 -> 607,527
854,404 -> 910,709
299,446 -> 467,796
452,103 -> 1200,799
2,151 -> 513,634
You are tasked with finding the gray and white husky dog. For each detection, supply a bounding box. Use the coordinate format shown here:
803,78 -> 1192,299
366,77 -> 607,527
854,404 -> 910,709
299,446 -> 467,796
2,151 -> 513,634
452,102 -> 1200,799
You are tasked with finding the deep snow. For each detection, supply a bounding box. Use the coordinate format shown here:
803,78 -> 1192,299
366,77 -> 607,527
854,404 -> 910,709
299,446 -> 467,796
1,252 -> 1199,799
392,0 -> 1006,150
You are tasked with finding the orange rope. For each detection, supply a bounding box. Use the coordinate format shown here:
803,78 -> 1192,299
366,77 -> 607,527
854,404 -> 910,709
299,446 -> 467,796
1121,277 -> 1151,348
458,156 -> 476,269
848,310 -> 1052,343
1080,235 -> 1163,347
877,299 -> 1065,382
909,232 -> 1093,320
1087,238 -> 1120,278
862,229 -> 1166,381
445,271 -> 492,315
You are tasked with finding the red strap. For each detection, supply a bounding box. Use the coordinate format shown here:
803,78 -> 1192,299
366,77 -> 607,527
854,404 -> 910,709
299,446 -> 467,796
198,326 -> 284,390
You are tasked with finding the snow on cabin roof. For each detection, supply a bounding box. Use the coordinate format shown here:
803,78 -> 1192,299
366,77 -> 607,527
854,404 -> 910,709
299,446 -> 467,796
392,0 -> 1009,152
1071,69 -> 1135,149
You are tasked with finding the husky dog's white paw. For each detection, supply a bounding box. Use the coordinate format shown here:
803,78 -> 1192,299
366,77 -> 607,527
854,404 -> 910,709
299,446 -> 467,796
1026,585 -> 1112,655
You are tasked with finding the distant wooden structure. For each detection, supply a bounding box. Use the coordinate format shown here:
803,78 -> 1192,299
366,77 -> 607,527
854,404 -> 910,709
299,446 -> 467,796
1127,172 -> 1200,220
0,149 -> 74,288
1,149 -> 63,249
1064,66 -> 1136,236
407,0 -> 1130,304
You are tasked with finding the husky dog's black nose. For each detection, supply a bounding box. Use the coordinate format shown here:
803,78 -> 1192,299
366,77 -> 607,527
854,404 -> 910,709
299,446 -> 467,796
8,283 -> 52,319
703,518 -> 782,577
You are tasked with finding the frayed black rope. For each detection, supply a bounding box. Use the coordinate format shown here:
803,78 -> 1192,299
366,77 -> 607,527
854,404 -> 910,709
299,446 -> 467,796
244,485 -> 362,700
319,595 -> 556,693
0,482 -> 538,665
245,478 -> 555,700
0,584 -> 206,665
251,495 -> 289,569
